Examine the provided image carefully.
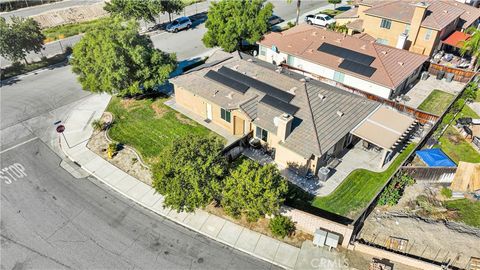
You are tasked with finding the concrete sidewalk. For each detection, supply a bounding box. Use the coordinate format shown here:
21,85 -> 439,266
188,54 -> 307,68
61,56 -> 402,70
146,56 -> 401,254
59,93 -> 301,269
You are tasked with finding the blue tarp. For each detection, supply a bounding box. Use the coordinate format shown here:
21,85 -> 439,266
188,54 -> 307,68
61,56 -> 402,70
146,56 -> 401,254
416,148 -> 457,167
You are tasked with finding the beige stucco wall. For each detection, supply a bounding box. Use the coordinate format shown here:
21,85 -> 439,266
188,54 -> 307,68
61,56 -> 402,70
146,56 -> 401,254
174,86 -> 244,134
353,243 -> 442,270
335,18 -> 356,26
362,16 -> 410,47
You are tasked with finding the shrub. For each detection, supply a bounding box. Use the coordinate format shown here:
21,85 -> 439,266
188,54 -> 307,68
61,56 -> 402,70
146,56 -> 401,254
287,21 -> 295,29
107,142 -> 118,159
91,119 -> 103,131
463,82 -> 478,101
378,173 -> 414,206
269,215 -> 295,238
441,187 -> 452,199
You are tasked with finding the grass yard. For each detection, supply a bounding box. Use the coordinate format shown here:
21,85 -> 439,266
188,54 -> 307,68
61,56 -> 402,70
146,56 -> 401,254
42,17 -> 110,41
445,199 -> 480,228
417,89 -> 455,115
286,143 -> 417,219
107,96 -> 222,164
437,105 -> 480,164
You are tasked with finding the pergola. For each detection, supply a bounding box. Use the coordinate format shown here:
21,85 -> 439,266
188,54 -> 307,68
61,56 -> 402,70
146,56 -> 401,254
351,106 -> 416,168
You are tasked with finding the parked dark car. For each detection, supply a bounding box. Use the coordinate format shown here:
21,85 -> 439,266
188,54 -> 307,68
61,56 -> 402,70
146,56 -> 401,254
268,14 -> 283,26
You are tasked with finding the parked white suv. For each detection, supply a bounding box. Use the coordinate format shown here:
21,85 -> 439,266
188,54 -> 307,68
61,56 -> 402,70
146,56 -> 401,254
166,16 -> 192,33
305,14 -> 336,27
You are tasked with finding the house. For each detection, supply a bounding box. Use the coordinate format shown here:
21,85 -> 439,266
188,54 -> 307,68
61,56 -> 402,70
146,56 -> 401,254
171,52 -> 416,174
257,25 -> 428,99
335,0 -> 480,56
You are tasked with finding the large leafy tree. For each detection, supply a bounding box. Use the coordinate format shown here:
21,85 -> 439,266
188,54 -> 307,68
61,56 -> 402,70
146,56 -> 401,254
104,0 -> 161,23
0,16 -> 44,64
161,0 -> 185,23
221,159 -> 288,222
152,136 -> 227,212
202,0 -> 273,52
461,26 -> 480,71
70,18 -> 176,96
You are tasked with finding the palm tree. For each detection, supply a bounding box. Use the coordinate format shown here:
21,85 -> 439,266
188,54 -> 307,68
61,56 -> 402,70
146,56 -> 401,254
287,0 -> 301,26
460,26 -> 480,71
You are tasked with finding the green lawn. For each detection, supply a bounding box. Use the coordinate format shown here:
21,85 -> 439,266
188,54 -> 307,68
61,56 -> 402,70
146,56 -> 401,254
107,96 -> 222,163
417,89 -> 455,115
445,199 -> 480,228
437,105 -> 480,164
286,143 -> 417,219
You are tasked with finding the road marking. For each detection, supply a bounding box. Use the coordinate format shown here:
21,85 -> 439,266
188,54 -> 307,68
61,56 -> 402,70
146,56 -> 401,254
0,137 -> 38,154
1,163 -> 27,184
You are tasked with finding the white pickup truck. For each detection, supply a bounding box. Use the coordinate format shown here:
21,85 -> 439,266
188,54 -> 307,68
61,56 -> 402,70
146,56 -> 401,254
304,14 -> 336,27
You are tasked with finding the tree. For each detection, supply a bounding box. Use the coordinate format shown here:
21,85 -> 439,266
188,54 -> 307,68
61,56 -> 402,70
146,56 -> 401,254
461,26 -> 480,71
104,0 -> 161,23
70,18 -> 176,96
269,215 -> 295,238
202,0 -> 273,52
221,159 -> 288,222
287,0 -> 301,26
161,0 -> 185,23
152,136 -> 227,212
0,16 -> 44,64
328,0 -> 342,10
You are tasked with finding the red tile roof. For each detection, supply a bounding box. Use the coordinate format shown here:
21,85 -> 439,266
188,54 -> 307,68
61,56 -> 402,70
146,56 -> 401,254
442,30 -> 471,48
258,25 -> 428,89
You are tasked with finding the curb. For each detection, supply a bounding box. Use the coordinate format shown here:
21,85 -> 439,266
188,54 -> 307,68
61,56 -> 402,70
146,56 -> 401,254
59,137 -> 293,270
1,60 -> 68,85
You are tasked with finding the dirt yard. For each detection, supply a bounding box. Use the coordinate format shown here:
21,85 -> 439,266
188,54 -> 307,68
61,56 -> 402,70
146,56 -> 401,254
359,180 -> 480,269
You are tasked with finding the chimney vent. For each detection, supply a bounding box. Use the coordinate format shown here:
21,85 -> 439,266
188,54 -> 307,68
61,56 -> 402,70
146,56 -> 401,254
360,45 -> 366,50
289,87 -> 297,94
312,31 -> 318,36
337,110 -> 344,117
318,93 -> 326,100
226,92 -> 233,99
398,62 -> 404,66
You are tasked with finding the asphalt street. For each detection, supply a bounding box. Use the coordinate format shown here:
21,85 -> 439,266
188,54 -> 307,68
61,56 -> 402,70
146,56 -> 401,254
0,0 -> 329,67
0,67 -> 279,269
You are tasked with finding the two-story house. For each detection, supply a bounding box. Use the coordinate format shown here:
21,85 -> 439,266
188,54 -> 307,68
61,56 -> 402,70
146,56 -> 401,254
257,25 -> 428,99
335,0 -> 480,56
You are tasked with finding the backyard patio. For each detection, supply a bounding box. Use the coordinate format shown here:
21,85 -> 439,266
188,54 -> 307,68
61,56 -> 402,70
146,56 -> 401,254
402,76 -> 465,109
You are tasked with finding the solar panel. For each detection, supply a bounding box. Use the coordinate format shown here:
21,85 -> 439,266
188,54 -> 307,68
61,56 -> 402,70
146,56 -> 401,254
204,70 -> 249,94
317,43 -> 375,66
338,59 -> 377,77
260,95 -> 299,115
217,67 -> 294,103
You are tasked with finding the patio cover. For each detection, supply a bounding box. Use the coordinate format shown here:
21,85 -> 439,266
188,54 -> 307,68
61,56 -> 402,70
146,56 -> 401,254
351,107 -> 415,150
450,162 -> 480,192
416,148 -> 456,167
442,31 -> 471,49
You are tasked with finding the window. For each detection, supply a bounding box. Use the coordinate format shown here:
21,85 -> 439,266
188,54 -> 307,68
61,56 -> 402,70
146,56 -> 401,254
375,38 -> 389,45
380,19 -> 392,29
287,54 -> 295,65
259,45 -> 266,56
424,29 -> 433,40
405,24 -> 410,35
255,126 -> 268,142
333,71 -> 345,83
220,108 -> 231,123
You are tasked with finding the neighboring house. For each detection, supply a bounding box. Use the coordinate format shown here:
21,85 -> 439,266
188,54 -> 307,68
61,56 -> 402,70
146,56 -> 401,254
335,0 -> 480,56
171,51 -> 416,174
257,25 -> 428,99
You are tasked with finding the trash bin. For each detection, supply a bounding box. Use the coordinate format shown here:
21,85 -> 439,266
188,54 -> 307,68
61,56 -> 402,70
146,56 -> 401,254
436,70 -> 445,80
318,167 -> 330,182
421,71 -> 429,80
445,72 -> 454,82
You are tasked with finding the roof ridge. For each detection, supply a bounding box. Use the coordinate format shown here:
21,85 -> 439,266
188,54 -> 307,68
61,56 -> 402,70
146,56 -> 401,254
371,44 -> 396,89
303,84 -> 323,156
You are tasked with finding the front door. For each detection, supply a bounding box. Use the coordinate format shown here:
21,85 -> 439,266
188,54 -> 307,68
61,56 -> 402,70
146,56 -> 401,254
234,116 -> 245,135
206,103 -> 212,120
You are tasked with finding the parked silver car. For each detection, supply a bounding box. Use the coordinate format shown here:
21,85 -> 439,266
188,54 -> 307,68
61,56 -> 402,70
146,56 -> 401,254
166,16 -> 192,33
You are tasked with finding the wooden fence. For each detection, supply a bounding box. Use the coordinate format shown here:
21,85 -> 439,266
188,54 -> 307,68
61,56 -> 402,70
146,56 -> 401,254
400,166 -> 457,182
428,62 -> 477,83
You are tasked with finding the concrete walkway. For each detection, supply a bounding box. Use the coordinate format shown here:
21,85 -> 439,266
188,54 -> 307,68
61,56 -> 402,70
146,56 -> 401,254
59,93 -> 300,269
